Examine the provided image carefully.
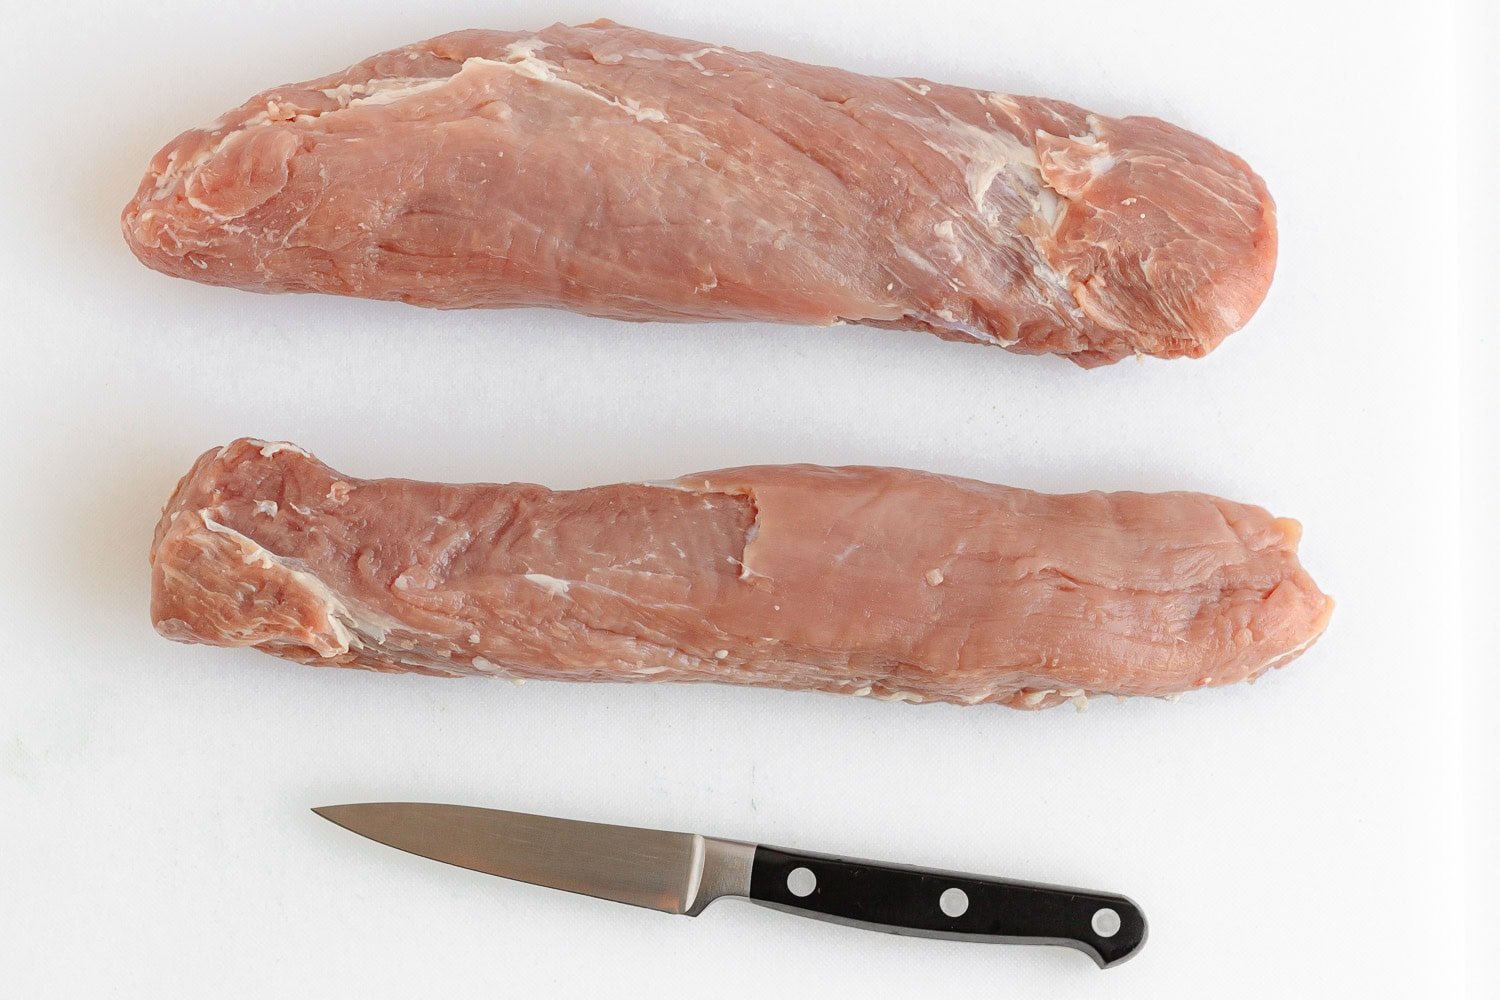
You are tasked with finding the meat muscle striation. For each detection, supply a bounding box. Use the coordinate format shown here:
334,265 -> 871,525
122,21 -> 1277,366
150,440 -> 1332,708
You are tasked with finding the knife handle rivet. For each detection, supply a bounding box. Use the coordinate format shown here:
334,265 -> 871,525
786,866 -> 817,897
939,887 -> 969,918
1091,907 -> 1121,938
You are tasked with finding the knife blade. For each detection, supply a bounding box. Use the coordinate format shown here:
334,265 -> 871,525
313,803 -> 1147,968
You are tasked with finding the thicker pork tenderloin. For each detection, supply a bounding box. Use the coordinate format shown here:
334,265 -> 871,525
122,21 -> 1277,367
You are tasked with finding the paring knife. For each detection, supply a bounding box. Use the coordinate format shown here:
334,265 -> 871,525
313,803 -> 1147,968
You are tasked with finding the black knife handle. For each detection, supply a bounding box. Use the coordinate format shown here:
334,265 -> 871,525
748,845 -> 1147,968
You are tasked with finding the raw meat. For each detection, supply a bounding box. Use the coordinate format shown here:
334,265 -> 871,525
122,21 -> 1277,367
150,440 -> 1332,708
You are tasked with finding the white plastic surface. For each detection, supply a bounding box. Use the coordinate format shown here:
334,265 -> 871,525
0,2 -> 1485,996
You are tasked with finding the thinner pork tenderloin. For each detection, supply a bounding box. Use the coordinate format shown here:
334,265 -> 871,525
122,21 -> 1276,367
150,440 -> 1332,709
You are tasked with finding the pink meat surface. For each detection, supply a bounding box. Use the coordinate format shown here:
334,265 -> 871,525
122,21 -> 1277,367
150,440 -> 1332,708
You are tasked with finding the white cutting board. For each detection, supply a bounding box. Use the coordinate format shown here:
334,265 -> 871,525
0,1 -> 1487,996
